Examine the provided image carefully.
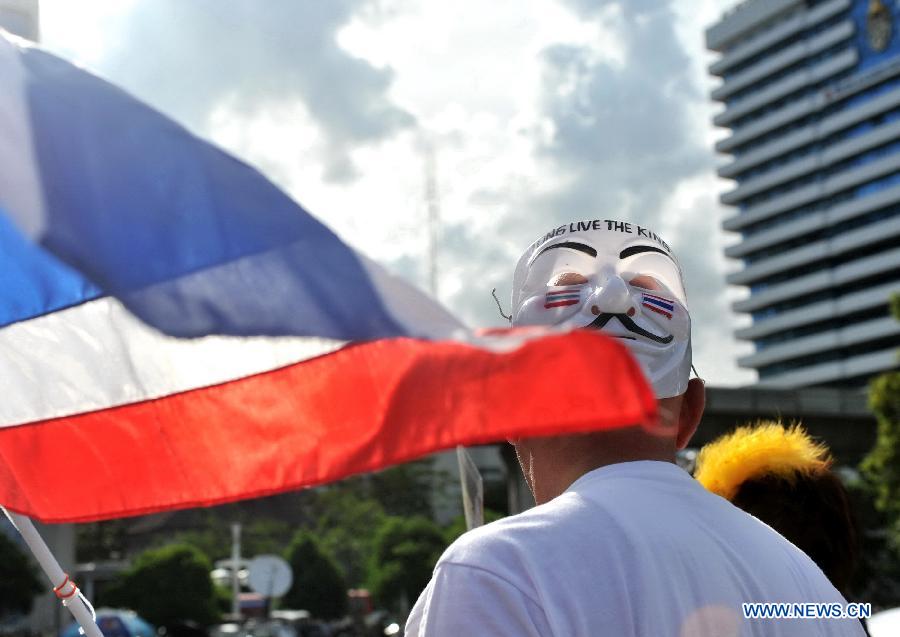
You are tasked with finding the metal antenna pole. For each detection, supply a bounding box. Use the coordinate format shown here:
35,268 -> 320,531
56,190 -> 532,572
231,523 -> 241,620
424,138 -> 440,299
422,136 -> 485,530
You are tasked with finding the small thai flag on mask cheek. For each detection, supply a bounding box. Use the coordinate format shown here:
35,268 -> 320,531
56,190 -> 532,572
545,287 -> 582,309
642,293 -> 674,319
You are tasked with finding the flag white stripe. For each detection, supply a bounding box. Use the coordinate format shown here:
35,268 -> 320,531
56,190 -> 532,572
0,296 -> 346,427
356,253 -> 466,339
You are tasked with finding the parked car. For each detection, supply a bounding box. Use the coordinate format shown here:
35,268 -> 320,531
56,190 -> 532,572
61,610 -> 153,637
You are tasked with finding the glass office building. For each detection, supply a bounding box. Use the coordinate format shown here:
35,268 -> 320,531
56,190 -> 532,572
708,0 -> 900,388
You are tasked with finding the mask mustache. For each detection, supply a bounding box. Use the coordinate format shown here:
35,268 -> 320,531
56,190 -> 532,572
588,313 -> 674,345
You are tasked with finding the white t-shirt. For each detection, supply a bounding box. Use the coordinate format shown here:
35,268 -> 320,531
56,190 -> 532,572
406,461 -> 865,637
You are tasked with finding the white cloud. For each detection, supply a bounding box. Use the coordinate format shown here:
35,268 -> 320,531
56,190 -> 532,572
37,0 -> 754,386
43,0 -> 415,181
39,0 -> 138,66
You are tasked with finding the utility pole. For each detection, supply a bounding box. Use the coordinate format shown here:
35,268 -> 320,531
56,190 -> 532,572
424,138 -> 440,298
422,135 -> 485,530
231,523 -> 241,619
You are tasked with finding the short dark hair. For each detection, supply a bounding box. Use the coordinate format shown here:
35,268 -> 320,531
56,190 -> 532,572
731,470 -> 859,596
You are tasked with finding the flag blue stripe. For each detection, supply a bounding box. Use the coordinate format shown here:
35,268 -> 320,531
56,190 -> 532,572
13,45 -> 407,339
0,205 -> 102,326
642,296 -> 674,311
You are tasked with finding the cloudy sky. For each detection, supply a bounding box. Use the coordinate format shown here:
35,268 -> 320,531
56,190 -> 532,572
38,0 -> 754,386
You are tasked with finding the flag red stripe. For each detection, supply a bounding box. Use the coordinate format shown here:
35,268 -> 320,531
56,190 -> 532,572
0,331 -> 656,523
544,300 -> 580,308
643,304 -> 672,318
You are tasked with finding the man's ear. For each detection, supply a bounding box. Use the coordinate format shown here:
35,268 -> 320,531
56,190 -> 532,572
675,377 -> 705,450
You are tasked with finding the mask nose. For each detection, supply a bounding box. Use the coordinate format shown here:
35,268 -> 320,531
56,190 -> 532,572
592,275 -> 632,314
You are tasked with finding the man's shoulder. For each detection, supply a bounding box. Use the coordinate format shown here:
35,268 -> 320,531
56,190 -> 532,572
438,492 -> 600,568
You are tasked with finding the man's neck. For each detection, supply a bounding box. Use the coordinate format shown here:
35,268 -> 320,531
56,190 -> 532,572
521,428 -> 677,505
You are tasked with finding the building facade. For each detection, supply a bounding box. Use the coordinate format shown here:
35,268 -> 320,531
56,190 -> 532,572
708,0 -> 900,388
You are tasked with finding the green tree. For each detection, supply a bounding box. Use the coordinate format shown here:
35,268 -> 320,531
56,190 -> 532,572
311,487 -> 386,587
861,372 -> 900,521
282,531 -> 347,619
861,295 -> 900,534
76,519 -> 129,562
0,531 -> 42,616
368,516 -> 446,613
846,478 -> 900,606
368,461 -> 440,518
856,293 -> 900,605
167,527 -> 229,563
242,518 -> 292,557
102,543 -> 219,626
296,459 -> 454,587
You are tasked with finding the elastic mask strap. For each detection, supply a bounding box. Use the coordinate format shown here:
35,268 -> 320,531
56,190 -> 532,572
492,288 -> 512,323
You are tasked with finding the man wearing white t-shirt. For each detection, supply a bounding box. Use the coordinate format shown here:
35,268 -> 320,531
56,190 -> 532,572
406,221 -> 865,637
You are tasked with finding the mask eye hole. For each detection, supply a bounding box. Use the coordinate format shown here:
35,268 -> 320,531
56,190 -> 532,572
629,275 -> 663,290
550,272 -> 588,286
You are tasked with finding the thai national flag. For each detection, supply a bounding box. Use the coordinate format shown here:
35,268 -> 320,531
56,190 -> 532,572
0,31 -> 655,523
642,293 -> 675,319
545,287 -> 582,309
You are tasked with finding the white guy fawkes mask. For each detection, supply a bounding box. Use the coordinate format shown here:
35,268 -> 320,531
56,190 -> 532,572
511,220 -> 691,399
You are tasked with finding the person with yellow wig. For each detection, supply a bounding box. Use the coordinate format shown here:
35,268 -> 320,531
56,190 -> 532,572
696,421 -> 867,633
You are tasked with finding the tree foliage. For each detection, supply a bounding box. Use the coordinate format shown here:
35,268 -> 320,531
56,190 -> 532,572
242,518 -> 293,557
167,527 -> 229,563
76,459 -> 466,621
861,372 -> 900,519
367,516 -> 446,613
282,531 -> 347,619
102,543 -> 219,626
856,293 -> 900,605
310,487 -> 386,587
846,479 -> 900,606
76,519 -> 129,562
861,294 -> 900,525
367,461 -> 443,518
331,459 -> 451,520
0,531 -> 42,616
298,459 -> 453,589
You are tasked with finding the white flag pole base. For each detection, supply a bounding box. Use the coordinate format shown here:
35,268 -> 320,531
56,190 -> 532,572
3,508 -> 103,637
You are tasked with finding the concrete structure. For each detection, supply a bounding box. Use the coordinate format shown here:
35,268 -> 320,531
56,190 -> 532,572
708,0 -> 900,388
503,385 -> 876,514
691,384 -> 875,461
0,0 -> 38,40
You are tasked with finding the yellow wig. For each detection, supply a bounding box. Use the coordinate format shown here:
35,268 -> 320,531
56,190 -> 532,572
694,421 -> 832,501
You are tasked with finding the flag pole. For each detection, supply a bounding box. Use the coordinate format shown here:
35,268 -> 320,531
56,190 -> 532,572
3,508 -> 103,637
